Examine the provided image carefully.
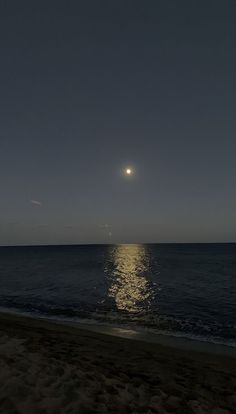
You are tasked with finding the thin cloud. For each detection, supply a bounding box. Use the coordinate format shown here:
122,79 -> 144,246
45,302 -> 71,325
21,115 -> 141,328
7,221 -> 19,225
64,224 -> 80,229
30,199 -> 42,207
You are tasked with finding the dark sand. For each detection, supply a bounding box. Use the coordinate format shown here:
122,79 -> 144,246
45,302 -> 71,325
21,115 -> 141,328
0,312 -> 235,414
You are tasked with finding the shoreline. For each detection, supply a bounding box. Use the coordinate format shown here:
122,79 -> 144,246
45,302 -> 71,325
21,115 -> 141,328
0,311 -> 236,413
0,308 -> 235,358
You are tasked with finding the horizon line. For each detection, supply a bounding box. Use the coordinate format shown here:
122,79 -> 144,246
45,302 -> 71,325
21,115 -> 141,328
0,241 -> 235,248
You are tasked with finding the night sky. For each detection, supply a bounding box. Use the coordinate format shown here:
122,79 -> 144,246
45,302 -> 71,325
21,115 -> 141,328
1,1 -> 236,245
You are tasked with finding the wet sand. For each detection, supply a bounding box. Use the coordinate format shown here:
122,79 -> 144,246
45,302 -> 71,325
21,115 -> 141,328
0,312 -> 235,413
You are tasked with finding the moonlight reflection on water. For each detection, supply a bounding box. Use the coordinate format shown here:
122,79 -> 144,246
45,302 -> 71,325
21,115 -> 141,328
108,244 -> 153,313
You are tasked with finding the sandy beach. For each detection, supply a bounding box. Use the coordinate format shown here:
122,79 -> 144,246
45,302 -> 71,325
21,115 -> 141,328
0,312 -> 235,414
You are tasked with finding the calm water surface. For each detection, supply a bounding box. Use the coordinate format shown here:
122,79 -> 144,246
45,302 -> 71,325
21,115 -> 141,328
0,244 -> 235,346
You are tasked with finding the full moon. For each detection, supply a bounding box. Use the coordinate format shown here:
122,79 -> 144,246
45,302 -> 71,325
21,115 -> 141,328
125,168 -> 132,175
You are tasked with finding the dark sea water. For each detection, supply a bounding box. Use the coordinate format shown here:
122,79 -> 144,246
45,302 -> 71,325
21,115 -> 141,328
0,244 -> 235,346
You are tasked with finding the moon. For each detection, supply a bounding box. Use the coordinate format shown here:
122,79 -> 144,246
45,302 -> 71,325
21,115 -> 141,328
125,167 -> 133,175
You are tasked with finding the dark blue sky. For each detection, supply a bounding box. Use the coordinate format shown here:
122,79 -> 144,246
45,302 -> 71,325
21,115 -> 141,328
1,1 -> 236,245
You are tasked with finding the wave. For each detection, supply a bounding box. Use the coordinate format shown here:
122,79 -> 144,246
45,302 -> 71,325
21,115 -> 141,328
0,297 -> 235,348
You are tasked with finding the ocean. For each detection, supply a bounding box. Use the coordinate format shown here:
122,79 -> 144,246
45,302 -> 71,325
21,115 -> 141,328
0,243 -> 235,347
